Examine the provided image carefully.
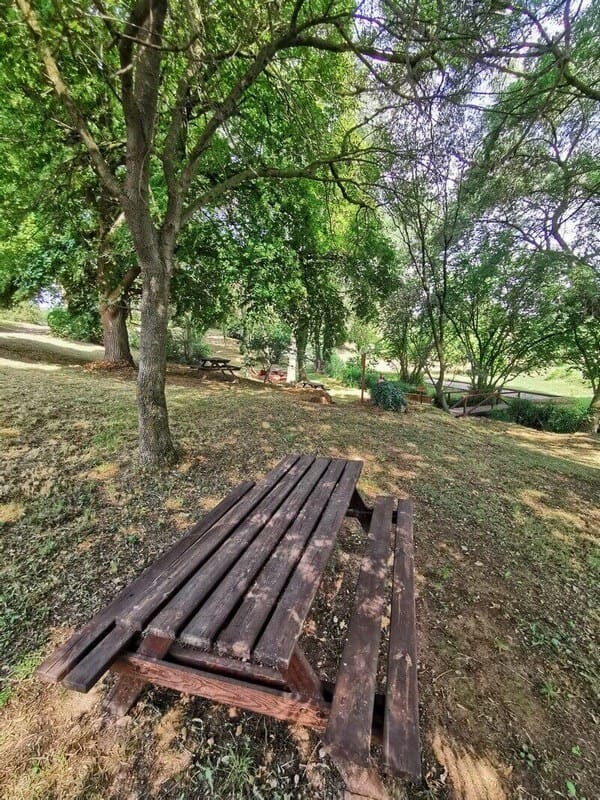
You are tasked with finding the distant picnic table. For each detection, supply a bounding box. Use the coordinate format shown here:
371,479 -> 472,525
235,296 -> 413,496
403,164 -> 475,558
196,356 -> 240,377
299,379 -> 328,390
36,455 -> 420,798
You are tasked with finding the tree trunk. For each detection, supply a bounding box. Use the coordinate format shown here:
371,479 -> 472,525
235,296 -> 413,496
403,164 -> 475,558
137,257 -> 177,468
296,322 -> 309,381
589,387 -> 600,434
434,364 -> 449,411
100,301 -> 134,365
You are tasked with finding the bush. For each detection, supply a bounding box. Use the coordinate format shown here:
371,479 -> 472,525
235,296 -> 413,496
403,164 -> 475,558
546,403 -> 590,433
1,301 -> 45,324
497,398 -> 589,433
487,408 -> 509,422
370,380 -> 406,412
47,307 -> 102,343
325,355 -> 378,389
166,328 -> 210,363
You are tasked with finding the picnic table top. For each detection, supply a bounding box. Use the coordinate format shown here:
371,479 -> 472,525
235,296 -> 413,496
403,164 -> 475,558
38,454 -> 363,689
198,356 -> 231,365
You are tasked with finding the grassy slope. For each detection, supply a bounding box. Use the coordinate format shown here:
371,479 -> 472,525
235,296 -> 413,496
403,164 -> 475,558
0,358 -> 598,800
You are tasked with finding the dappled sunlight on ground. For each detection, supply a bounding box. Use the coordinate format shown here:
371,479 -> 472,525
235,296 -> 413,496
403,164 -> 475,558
502,424 -> 599,470
0,356 -> 61,372
431,730 -> 510,800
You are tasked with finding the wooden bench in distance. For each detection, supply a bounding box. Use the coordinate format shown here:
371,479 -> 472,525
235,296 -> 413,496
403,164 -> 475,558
324,497 -> 420,798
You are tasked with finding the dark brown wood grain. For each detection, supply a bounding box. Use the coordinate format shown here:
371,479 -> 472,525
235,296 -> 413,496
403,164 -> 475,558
62,625 -> 137,692
111,653 -> 330,731
324,496 -> 394,764
254,460 -> 363,670
280,645 -> 324,700
36,479 -> 256,684
168,645 -> 285,689
104,632 -> 173,716
118,455 -> 302,631
146,455 -> 314,641
216,459 -> 346,660
181,457 -> 333,649
383,498 -> 421,782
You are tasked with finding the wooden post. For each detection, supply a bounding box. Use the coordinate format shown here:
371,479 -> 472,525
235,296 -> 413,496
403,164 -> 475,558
360,353 -> 366,404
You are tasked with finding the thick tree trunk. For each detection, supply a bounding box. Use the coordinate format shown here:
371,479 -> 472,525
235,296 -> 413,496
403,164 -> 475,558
100,302 -> 134,365
137,257 -> 177,468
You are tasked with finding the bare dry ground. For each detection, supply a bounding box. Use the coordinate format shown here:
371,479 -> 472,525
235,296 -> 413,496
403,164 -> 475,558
0,331 -> 598,800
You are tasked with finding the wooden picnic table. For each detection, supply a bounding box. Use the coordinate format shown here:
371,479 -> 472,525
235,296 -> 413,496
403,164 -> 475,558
36,455 -> 420,798
196,356 -> 240,377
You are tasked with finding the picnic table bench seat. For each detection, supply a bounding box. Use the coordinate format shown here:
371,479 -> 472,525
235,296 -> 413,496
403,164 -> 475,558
36,454 -> 420,799
324,497 -> 420,796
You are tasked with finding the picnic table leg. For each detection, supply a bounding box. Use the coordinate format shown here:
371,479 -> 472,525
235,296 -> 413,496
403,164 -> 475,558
346,488 -> 373,532
329,758 -> 391,800
279,645 -> 324,701
104,633 -> 171,717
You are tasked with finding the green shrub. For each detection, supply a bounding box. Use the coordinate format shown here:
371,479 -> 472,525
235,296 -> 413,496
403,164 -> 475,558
1,301 -> 45,324
47,307 -> 102,343
487,408 -> 509,422
325,355 -> 378,389
500,398 -> 588,433
546,404 -> 589,433
325,352 -> 346,381
370,380 -> 406,412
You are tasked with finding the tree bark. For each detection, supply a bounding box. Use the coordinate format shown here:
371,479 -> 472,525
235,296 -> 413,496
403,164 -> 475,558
136,256 -> 177,468
589,387 -> 600,434
296,322 -> 309,380
100,301 -> 134,365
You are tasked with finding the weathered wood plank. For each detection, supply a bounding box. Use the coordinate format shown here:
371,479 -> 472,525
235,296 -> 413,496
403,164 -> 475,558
383,499 -> 421,782
111,653 -> 329,731
280,645 -> 324,700
62,625 -> 137,692
104,632 -> 172,716
118,455 -> 302,631
324,496 -> 394,764
181,457 -> 333,649
254,460 -> 363,670
168,645 -> 285,689
36,479 -> 256,684
146,455 -> 314,640
217,459 -> 346,660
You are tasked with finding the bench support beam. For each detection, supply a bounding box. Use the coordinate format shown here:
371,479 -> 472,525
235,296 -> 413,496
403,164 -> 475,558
111,653 -> 329,731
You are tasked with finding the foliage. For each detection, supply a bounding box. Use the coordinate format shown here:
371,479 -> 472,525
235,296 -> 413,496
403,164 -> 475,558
46,306 -> 102,343
382,279 -> 433,384
370,380 -> 406,412
490,399 -> 590,433
325,354 -> 378,390
240,312 -> 291,376
0,302 -> 46,325
166,315 -> 210,364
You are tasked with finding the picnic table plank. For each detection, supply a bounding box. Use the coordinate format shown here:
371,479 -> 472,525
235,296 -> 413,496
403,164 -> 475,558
324,496 -> 394,763
145,455 -> 314,640
62,624 -> 137,692
36,479 -> 256,684
254,459 -> 363,670
383,499 -> 420,781
117,455 -> 301,631
216,458 -> 346,660
180,456 -> 332,649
